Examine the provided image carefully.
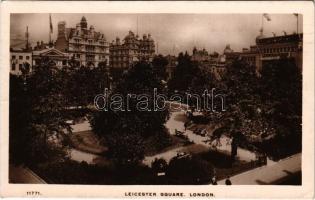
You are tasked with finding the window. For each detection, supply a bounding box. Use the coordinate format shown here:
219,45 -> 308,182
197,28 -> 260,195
19,64 -> 22,69
19,56 -> 23,60
77,54 -> 80,58
26,56 -> 30,60
12,55 -> 16,59
11,63 -> 16,71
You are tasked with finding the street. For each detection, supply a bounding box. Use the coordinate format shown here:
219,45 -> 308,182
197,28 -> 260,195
217,153 -> 301,185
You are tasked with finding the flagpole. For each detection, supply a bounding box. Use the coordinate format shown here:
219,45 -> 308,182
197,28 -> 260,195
49,14 -> 51,44
136,15 -> 139,36
25,26 -> 29,50
296,14 -> 298,34
262,14 -> 263,33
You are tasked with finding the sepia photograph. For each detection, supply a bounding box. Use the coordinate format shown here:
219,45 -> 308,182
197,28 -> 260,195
0,1 -> 314,198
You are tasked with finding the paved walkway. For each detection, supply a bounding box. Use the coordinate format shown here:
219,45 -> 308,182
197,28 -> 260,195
217,153 -> 301,185
9,165 -> 46,184
69,104 -> 259,166
69,102 -> 274,168
71,120 -> 91,132
164,110 -> 257,162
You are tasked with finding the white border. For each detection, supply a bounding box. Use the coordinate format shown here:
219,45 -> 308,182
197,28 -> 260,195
0,1 -> 314,198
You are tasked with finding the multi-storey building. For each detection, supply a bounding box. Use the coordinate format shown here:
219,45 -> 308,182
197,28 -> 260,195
238,46 -> 261,69
226,33 -> 303,73
223,44 -> 241,64
254,33 -> 303,72
192,47 -> 210,62
55,16 -> 110,67
191,47 -> 227,80
109,31 -> 155,69
10,48 -> 32,75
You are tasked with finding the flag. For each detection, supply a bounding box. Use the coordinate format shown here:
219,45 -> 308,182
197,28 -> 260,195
49,14 -> 53,33
263,13 -> 271,21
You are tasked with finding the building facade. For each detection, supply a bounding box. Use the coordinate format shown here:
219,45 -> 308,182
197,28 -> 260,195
223,34 -> 303,73
165,55 -> 177,81
191,47 -> 227,80
10,48 -> 32,75
239,46 -> 261,69
223,44 -> 241,64
109,31 -> 155,69
32,48 -> 69,68
55,16 -> 110,67
254,33 -> 303,72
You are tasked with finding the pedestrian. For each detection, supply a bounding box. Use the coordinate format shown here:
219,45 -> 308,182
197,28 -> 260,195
263,153 -> 267,165
225,176 -> 232,185
211,176 -> 217,185
184,121 -> 188,131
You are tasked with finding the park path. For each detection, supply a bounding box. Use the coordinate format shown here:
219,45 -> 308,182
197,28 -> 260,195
143,146 -> 186,166
147,110 -> 257,163
69,102 -> 276,166
70,120 -> 91,132
163,102 -> 277,166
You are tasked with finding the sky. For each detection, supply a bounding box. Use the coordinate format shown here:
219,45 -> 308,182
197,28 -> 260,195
10,13 -> 302,55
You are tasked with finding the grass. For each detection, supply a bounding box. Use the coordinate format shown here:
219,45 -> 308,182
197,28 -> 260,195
144,135 -> 191,156
181,144 -> 208,154
69,130 -> 108,155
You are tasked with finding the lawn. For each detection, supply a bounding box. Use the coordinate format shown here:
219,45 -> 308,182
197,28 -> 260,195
69,129 -> 191,158
144,135 -> 192,156
69,130 -> 108,155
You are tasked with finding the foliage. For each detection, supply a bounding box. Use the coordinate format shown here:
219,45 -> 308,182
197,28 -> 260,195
63,64 -> 109,107
167,52 -> 199,94
151,158 -> 168,173
167,155 -> 214,184
106,131 -> 145,165
9,74 -> 32,164
90,61 -> 170,165
152,54 -> 169,81
34,159 -> 161,184
9,58 -> 70,165
207,58 -> 302,160
257,58 -> 302,159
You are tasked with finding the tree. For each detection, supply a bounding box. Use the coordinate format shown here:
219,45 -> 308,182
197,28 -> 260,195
204,59 -> 260,159
9,74 -> 31,164
90,61 -> 170,165
167,52 -> 199,94
167,156 -> 214,184
152,55 -> 168,81
9,57 -> 70,166
189,68 -> 217,109
151,158 -> 168,173
207,58 -> 302,160
20,62 -> 31,75
258,58 -> 302,159
62,59 -> 109,108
